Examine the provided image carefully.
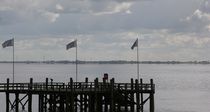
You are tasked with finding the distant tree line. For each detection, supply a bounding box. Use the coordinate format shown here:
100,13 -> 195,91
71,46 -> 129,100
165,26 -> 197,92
0,60 -> 210,64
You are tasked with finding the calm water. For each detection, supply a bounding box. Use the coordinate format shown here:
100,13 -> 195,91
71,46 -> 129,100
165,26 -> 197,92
0,63 -> 210,112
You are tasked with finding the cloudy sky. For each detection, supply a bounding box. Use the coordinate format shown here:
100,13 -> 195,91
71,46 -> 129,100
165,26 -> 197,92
0,0 -> 210,61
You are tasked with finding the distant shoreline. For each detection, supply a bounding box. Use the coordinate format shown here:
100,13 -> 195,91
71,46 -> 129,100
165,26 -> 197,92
0,60 -> 210,64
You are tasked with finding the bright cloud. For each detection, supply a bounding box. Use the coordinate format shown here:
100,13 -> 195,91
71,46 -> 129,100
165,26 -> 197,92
184,0 -> 210,33
0,0 -> 139,23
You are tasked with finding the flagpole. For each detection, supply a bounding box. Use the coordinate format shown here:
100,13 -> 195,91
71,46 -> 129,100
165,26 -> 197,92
137,38 -> 139,80
12,38 -> 14,83
76,39 -> 78,82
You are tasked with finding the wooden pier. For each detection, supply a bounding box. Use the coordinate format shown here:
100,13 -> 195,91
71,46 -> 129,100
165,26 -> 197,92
0,78 -> 155,112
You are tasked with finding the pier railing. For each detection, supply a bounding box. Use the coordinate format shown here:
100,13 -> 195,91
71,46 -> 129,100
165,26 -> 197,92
0,78 -> 155,112
0,78 -> 155,93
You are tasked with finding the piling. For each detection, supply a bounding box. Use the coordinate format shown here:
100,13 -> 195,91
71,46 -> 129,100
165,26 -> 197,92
150,79 -> 155,112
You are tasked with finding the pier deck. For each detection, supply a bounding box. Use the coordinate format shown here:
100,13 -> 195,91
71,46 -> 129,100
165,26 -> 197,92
0,78 -> 155,112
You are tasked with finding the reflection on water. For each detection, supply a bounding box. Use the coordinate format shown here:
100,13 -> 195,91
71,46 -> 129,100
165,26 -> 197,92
0,63 -> 210,112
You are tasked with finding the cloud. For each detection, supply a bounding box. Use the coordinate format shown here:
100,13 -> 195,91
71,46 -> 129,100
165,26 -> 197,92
0,0 -> 57,23
183,0 -> 210,33
41,11 -> 60,23
92,2 -> 132,15
1,29 -> 210,61
0,0 -> 148,24
2,0 -> 210,61
56,4 -> 64,11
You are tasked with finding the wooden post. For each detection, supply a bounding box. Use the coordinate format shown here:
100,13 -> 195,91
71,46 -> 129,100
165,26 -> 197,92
15,93 -> 19,112
104,95 -> 108,112
74,95 -> 78,112
125,84 -> 128,112
117,84 -> 121,112
94,78 -> 98,112
6,92 -> 9,112
97,95 -> 102,112
66,93 -> 70,112
49,94 -> 53,112
6,78 -> 10,112
28,78 -> 33,112
84,78 -> 88,112
89,94 -> 94,112
150,79 -> 154,112
52,94 -> 57,112
85,77 -> 88,87
46,78 -> 48,91
135,79 -> 140,112
44,94 -> 47,112
39,94 -> 43,112
80,94 -> 83,112
140,78 -> 144,112
84,94 -> 87,112
110,78 -> 115,112
130,78 -> 134,112
59,95 -> 64,112
70,78 -> 74,112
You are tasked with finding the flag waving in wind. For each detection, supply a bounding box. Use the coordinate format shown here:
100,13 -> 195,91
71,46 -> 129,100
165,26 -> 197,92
66,39 -> 79,82
66,40 -> 77,50
2,38 -> 15,83
131,38 -> 138,50
2,38 -> 14,48
131,38 -> 140,79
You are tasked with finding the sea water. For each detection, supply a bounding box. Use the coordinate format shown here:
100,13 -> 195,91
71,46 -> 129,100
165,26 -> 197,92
0,63 -> 209,112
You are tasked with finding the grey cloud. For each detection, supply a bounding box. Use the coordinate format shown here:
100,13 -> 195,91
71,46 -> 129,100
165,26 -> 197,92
0,0 -> 203,36
3,30 -> 210,61
199,0 -> 210,13
0,10 -> 22,25
182,0 -> 210,34
0,0 -> 146,24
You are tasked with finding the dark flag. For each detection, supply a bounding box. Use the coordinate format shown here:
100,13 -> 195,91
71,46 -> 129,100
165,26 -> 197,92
66,40 -> 77,50
131,38 -> 138,50
2,39 -> 14,48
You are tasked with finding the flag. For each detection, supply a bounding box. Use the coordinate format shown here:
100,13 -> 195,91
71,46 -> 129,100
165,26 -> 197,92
131,38 -> 138,50
66,40 -> 77,50
2,39 -> 14,48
